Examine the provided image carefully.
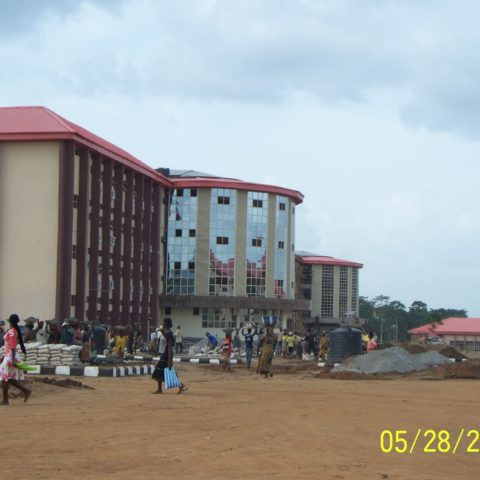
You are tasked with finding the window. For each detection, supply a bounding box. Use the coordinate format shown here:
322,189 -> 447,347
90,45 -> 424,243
73,194 -> 79,208
165,307 -> 171,315
70,295 -> 76,307
174,262 -> 181,270
190,189 -> 197,197
277,279 -> 284,287
188,261 -> 195,270
278,241 -> 284,249
176,189 -> 184,197
216,236 -> 229,245
193,307 -> 199,316
72,245 -> 77,259
252,199 -> 263,208
175,229 -> 182,237
279,202 -> 286,211
218,196 -> 230,205
252,238 -> 262,247
189,229 -> 196,237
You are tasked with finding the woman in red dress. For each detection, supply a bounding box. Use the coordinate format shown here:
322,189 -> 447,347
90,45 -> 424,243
1,314 -> 32,405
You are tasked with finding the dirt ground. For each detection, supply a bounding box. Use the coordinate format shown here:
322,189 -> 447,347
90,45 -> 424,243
2,363 -> 480,480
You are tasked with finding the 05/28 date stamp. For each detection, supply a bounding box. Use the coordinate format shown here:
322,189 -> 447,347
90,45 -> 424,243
380,429 -> 480,454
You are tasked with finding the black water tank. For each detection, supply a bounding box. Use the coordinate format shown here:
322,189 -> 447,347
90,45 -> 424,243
327,328 -> 363,363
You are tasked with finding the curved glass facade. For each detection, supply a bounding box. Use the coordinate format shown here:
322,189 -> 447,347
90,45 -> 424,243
274,196 -> 288,298
246,191 -> 268,297
209,188 -> 237,295
166,188 -> 198,294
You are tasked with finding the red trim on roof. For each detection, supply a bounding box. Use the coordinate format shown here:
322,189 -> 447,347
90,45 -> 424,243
172,177 -> 304,205
296,255 -> 363,268
408,317 -> 480,336
0,107 -> 171,186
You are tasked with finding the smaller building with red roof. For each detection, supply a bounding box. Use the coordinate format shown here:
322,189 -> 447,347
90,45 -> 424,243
408,318 -> 480,351
296,251 -> 364,330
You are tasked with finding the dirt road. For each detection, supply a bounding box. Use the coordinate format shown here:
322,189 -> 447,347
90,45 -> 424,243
2,365 -> 479,480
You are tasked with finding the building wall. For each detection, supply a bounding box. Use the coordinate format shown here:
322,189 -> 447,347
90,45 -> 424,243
302,263 -> 361,322
0,141 -> 60,320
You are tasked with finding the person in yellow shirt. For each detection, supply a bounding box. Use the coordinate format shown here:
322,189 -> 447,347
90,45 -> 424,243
286,332 -> 295,357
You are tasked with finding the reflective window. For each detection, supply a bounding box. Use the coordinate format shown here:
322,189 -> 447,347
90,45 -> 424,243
209,189 -> 237,296
274,196 -> 288,298
246,192 -> 268,297
166,188 -> 197,294
339,266 -> 348,316
321,265 -> 334,317
351,268 -> 359,312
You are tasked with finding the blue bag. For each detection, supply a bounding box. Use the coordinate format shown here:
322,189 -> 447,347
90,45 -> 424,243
164,367 -> 181,390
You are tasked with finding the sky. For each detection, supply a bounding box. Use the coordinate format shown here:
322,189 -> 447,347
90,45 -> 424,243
1,0 -> 479,315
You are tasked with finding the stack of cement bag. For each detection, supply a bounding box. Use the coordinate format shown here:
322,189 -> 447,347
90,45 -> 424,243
25,342 -> 42,364
61,345 -> 82,365
37,344 -> 52,365
49,344 -> 65,364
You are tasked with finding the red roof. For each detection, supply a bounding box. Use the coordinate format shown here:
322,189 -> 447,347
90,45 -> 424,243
408,317 -> 480,336
296,254 -> 363,268
0,106 -> 171,186
172,177 -> 304,205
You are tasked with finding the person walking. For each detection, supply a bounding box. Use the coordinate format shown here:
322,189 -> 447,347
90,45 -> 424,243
367,332 -> 377,353
152,318 -> 187,394
220,330 -> 233,372
1,314 -> 32,405
319,331 -> 329,359
241,325 -> 257,369
174,326 -> 183,354
257,326 -> 276,378
80,325 -> 92,364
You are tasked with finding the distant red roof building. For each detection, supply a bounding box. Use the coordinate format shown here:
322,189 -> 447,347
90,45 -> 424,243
296,252 -> 363,269
408,317 -> 480,336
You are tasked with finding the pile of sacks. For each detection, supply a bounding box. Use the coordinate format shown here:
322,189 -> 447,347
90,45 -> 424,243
6,343 -> 83,366
61,345 -> 82,365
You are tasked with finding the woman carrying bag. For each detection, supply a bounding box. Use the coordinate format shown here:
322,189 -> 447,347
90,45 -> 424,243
1,314 -> 32,405
152,318 -> 187,394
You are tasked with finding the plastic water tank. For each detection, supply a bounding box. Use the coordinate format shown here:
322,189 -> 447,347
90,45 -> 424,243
327,328 -> 363,363
261,316 -> 278,327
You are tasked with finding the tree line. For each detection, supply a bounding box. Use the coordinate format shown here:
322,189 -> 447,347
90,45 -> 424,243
359,295 -> 468,343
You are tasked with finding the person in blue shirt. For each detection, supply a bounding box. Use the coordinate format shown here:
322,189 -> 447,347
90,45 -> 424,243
241,326 -> 257,369
205,332 -> 218,352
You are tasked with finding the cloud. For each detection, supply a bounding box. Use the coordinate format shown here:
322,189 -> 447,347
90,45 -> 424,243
2,0 -> 480,138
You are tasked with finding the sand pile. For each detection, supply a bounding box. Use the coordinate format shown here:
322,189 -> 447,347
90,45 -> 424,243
332,347 -> 453,375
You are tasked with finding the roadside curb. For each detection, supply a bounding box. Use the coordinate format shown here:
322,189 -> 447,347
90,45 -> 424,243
26,357 -> 244,377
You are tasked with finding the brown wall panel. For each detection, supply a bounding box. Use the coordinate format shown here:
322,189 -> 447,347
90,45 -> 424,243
131,174 -> 144,327
141,179 -> 152,335
75,147 -> 89,321
111,164 -> 124,326
121,170 -> 134,326
55,140 -> 75,322
87,155 -> 101,322
100,158 -> 113,321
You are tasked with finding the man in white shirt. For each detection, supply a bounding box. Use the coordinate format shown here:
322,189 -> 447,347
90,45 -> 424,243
174,326 -> 183,354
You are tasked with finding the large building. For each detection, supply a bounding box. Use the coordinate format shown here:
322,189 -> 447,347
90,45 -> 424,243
0,107 -> 170,332
157,170 -> 310,337
0,106 -> 361,338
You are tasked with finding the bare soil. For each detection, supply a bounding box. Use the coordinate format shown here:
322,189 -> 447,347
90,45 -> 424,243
1,363 -> 480,480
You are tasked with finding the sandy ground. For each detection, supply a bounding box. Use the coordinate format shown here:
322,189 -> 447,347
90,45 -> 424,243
2,363 -> 480,480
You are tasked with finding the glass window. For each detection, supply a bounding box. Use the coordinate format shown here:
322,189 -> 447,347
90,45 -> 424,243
321,265 -> 334,317
247,192 -> 268,297
166,188 -> 197,294
274,196 -> 289,298
209,189 -> 237,296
